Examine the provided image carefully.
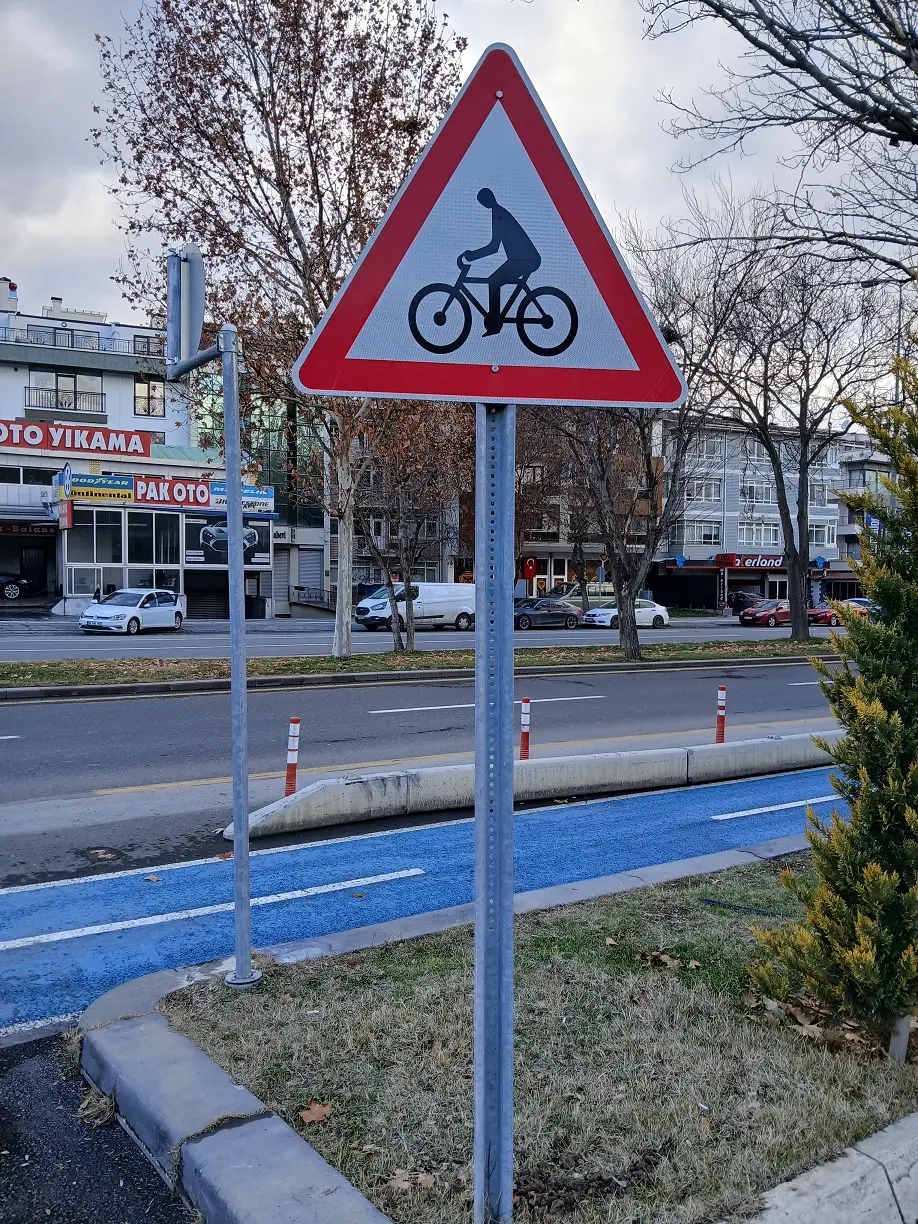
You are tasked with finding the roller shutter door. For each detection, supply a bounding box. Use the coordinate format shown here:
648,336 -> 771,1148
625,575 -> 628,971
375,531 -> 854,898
298,547 -> 323,590
272,547 -> 290,602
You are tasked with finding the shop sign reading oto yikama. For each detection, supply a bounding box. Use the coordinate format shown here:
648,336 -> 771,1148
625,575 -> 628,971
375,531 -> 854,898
0,422 -> 151,456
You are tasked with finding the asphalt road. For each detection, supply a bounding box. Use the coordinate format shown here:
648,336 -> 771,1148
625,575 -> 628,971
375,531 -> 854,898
0,620 -> 834,660
0,661 -> 834,888
0,1038 -> 190,1221
1,765 -> 840,1036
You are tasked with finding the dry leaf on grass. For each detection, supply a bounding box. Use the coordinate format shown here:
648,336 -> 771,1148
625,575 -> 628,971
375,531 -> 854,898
604,937 -> 618,947
687,959 -> 702,970
698,1115 -> 711,1139
298,1100 -> 332,1124
648,950 -> 682,970
385,1169 -> 414,1192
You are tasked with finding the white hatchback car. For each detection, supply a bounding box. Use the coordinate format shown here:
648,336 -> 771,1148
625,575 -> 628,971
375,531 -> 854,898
79,588 -> 184,634
583,599 -> 670,629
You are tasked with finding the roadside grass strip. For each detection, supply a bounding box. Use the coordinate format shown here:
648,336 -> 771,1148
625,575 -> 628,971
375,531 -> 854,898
163,857 -> 918,1224
0,638 -> 833,690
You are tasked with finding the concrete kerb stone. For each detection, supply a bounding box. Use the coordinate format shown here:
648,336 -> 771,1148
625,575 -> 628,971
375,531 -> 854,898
76,831 -> 812,1224
0,652 -> 840,703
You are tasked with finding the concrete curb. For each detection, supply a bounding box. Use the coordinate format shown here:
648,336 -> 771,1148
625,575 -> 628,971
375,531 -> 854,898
0,652 -> 839,703
77,832 -> 808,1224
233,731 -> 843,839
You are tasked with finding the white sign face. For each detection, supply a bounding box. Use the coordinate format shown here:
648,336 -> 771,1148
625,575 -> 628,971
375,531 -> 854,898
348,106 -> 638,373
292,44 -> 686,409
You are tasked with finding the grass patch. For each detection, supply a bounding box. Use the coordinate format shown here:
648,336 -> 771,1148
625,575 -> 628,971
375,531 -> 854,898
161,857 -> 918,1224
0,637 -> 833,690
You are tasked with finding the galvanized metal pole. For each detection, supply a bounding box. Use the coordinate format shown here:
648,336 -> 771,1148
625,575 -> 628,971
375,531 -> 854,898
474,401 -> 516,1224
221,322 -> 261,990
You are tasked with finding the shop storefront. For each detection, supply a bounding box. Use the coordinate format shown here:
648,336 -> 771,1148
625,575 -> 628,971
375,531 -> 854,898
54,472 -> 276,617
656,553 -> 832,610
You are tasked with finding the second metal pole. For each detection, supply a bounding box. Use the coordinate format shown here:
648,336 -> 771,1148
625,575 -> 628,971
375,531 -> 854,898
474,401 -> 516,1223
221,322 -> 260,990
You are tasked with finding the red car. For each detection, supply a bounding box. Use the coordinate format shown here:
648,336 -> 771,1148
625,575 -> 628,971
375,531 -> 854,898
808,604 -> 842,627
739,599 -> 791,627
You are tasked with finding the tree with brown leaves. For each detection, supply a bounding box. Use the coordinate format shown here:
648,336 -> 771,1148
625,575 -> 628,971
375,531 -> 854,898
94,0 -> 465,654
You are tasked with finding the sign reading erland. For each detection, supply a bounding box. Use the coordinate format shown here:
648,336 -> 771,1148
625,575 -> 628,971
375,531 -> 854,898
292,44 -> 685,409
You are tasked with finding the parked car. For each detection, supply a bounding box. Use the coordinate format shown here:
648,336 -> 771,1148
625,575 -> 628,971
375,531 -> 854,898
513,598 -> 583,629
739,599 -> 793,627
808,603 -> 842,627
0,572 -> 30,601
583,599 -> 670,629
354,582 -> 476,632
729,591 -> 767,614
840,597 -> 874,619
79,588 -> 184,634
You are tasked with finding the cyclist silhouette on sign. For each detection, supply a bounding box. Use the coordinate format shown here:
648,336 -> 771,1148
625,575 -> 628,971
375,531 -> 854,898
461,188 -> 541,335
408,187 -> 578,357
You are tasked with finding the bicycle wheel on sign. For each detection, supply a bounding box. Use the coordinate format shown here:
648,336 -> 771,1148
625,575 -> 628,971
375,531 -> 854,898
516,286 -> 578,356
408,284 -> 473,354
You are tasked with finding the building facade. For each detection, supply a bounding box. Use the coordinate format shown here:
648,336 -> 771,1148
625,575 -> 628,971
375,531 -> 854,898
514,422 -> 871,608
0,277 -> 276,618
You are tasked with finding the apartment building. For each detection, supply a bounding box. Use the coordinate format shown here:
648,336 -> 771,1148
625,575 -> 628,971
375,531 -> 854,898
0,276 -> 276,618
515,422 -> 869,608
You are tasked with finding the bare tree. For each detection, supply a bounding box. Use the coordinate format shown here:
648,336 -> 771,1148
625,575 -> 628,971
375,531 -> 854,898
355,403 -> 473,651
672,193 -> 892,637
640,0 -> 918,279
94,0 -> 464,655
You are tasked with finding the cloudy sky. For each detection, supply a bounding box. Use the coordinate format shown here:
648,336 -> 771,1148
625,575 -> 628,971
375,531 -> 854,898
0,0 -> 786,324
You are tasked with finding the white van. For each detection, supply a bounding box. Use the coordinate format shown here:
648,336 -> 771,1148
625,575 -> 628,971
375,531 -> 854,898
354,582 -> 476,631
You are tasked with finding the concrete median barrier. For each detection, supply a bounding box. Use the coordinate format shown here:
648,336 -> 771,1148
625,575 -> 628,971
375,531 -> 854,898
226,732 -> 843,840
686,729 -> 843,784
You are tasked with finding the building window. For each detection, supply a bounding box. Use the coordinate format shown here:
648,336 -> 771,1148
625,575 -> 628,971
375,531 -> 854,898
809,522 -> 836,547
133,334 -> 164,356
682,519 -> 722,545
739,480 -> 778,505
689,433 -> 724,460
127,511 -> 154,563
134,375 -> 165,416
154,513 -> 180,565
809,484 -> 829,507
66,510 -> 96,564
27,369 -> 103,413
22,467 -> 58,486
685,478 -> 723,503
148,431 -> 166,446
0,466 -> 20,484
746,439 -> 770,463
738,521 -> 781,548
95,511 -> 124,564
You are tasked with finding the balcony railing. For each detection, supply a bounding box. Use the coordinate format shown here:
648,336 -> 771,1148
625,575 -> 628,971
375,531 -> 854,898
0,325 -> 163,357
24,387 -> 106,413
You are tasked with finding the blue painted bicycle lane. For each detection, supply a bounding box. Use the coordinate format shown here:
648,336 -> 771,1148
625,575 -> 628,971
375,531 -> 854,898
1,767 -> 842,1030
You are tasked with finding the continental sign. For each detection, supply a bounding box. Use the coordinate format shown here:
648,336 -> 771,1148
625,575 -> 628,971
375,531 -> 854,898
0,421 -> 151,457
67,474 -> 135,504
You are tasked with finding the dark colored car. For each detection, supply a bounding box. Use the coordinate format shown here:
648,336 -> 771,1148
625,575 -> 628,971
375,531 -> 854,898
514,598 -> 583,630
0,572 -> 30,601
739,599 -> 791,627
730,591 -> 766,614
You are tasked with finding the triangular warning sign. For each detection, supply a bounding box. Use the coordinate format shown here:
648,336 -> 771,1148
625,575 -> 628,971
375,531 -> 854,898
292,44 -> 686,409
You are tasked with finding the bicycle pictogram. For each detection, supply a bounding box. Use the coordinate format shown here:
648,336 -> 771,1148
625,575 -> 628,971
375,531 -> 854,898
408,188 -> 578,357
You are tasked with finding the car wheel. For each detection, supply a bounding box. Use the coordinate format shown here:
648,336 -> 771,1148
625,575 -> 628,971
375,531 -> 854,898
610,616 -> 619,629
652,615 -> 665,628
174,612 -> 184,631
2,581 -> 21,600
517,615 -> 532,630
830,614 -> 839,627
455,612 -> 473,631
126,618 -> 141,635
564,614 -> 578,629
766,615 -> 777,627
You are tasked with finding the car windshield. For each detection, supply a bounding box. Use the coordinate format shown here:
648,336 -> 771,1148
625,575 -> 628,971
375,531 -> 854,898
516,599 -> 540,609
754,601 -> 781,610
99,591 -> 143,607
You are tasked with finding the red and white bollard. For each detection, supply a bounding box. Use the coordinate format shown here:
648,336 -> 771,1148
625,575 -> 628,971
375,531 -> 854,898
284,717 -> 301,796
519,697 -> 531,761
715,685 -> 727,744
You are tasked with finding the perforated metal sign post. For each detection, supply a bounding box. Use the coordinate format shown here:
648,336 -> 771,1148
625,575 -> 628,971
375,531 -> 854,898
474,401 -> 516,1222
288,42 -> 686,1224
